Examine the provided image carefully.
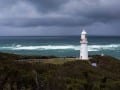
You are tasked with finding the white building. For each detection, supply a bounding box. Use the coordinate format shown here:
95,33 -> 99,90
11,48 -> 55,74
80,30 -> 89,60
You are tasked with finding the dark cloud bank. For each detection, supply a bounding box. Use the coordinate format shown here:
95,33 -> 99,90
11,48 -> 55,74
0,0 -> 120,36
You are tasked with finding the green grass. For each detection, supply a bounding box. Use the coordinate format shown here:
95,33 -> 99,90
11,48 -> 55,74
35,58 -> 77,64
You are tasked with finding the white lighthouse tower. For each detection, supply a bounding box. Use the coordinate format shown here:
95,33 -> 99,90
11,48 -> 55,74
80,30 -> 89,60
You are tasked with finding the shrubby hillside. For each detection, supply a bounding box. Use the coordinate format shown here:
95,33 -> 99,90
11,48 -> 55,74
0,53 -> 120,90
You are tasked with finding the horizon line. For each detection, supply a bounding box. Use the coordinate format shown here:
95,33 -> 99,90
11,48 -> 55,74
0,35 -> 120,37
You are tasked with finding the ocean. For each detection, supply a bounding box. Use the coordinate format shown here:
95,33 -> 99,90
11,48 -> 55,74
0,36 -> 119,59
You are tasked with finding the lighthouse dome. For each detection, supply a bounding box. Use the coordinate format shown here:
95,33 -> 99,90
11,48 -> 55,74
81,30 -> 87,34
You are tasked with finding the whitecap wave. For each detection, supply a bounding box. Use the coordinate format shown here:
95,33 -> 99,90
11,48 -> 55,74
88,44 -> 120,51
0,44 -> 120,51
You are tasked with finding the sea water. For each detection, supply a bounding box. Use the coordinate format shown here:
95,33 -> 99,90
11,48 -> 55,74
0,36 -> 119,59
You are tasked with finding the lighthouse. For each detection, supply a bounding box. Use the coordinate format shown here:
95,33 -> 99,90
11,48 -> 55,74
80,30 -> 89,60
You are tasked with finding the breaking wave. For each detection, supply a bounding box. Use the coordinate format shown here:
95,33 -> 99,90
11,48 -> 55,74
0,44 -> 120,51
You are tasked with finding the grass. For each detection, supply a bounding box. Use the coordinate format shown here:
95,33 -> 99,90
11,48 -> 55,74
17,58 -> 77,64
38,58 -> 77,64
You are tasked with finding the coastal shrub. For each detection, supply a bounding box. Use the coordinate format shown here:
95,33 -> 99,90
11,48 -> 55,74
0,53 -> 120,90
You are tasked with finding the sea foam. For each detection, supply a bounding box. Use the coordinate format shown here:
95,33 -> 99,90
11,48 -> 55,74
0,44 -> 120,51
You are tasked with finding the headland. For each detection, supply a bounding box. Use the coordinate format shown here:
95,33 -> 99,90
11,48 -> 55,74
0,52 -> 120,90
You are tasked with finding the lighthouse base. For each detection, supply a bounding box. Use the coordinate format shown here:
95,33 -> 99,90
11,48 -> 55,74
80,43 -> 89,60
79,57 -> 89,60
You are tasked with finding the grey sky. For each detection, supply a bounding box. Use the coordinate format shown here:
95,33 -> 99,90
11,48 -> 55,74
0,0 -> 120,36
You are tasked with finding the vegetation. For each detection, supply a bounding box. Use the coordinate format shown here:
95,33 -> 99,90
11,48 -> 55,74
0,52 -> 120,90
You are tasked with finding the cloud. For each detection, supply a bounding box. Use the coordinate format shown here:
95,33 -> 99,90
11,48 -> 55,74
61,0 -> 120,21
0,16 -> 95,27
1,0 -> 120,26
0,1 -> 40,18
26,0 -> 68,12
0,0 -> 120,35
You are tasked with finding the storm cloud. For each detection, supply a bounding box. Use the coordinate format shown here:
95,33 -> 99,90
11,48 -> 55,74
0,0 -> 120,36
